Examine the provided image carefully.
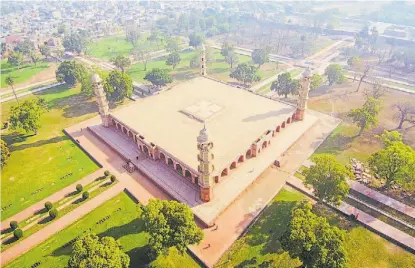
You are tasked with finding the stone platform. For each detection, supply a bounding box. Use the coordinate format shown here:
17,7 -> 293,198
88,111 -> 318,226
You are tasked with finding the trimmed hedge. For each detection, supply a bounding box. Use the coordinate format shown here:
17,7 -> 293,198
110,175 -> 116,183
44,201 -> 53,211
104,170 -> 110,176
76,184 -> 83,193
82,191 -> 90,200
14,229 -> 23,239
10,220 -> 18,230
49,208 -> 58,219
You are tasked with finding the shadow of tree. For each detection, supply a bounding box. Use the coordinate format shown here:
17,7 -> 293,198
126,244 -> 152,267
99,218 -> 144,241
246,201 -> 298,255
172,71 -> 198,81
314,130 -> 355,156
9,135 -> 68,152
1,132 -> 31,146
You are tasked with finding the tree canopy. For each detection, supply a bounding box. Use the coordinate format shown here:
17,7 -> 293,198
39,45 -> 51,59
165,37 -> 181,53
348,97 -> 380,136
9,98 -> 47,134
56,60 -> 87,86
111,55 -> 131,72
63,33 -> 88,54
271,72 -> 299,98
103,70 -> 133,102
220,42 -> 233,57
7,52 -> 23,69
125,24 -> 141,47
251,48 -> 269,67
1,140 -> 11,168
188,33 -> 204,48
14,38 -> 34,56
224,50 -> 239,69
310,73 -> 323,90
166,52 -> 181,69
230,63 -> 261,86
143,199 -> 203,259
325,64 -> 345,86
304,154 -> 352,206
68,233 -> 130,268
280,201 -> 348,268
144,68 -> 173,87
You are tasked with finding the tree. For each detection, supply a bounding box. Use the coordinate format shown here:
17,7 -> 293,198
30,53 -> 41,66
9,99 -> 46,134
143,199 -> 203,258
280,201 -> 348,268
68,233 -> 129,268
144,68 -> 173,87
376,130 -> 403,147
165,37 -> 181,53
39,45 -> 51,59
304,154 -> 351,206
103,70 -> 133,102
393,101 -> 415,129
76,184 -> 83,193
363,79 -> 386,99
221,42 -> 233,57
125,25 -> 141,47
44,201 -> 53,211
271,72 -> 299,98
7,52 -> 23,69
82,191 -> 90,199
49,208 -> 58,219
14,229 -> 23,240
166,52 -> 181,70
356,62 -> 372,92
10,220 -> 18,230
325,64 -> 345,86
1,140 -> 10,168
225,51 -> 239,69
348,97 -> 380,136
55,49 -> 65,62
230,63 -> 261,86
347,56 -> 363,81
56,60 -> 87,86
14,39 -> 34,56
188,33 -> 204,48
63,33 -> 88,54
111,55 -> 131,72
6,75 -> 19,104
147,29 -> 164,49
369,141 -> 415,188
251,48 -> 269,67
310,73 -> 323,90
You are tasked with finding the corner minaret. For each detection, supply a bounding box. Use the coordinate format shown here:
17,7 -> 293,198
200,44 -> 207,76
294,68 -> 311,121
197,124 -> 214,202
92,73 -> 110,127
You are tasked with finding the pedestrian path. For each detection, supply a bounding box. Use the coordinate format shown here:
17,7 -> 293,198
348,180 -> 415,219
286,176 -> 415,252
0,169 -> 103,231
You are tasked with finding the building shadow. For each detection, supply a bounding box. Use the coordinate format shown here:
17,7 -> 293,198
9,135 -> 68,152
242,108 -> 294,122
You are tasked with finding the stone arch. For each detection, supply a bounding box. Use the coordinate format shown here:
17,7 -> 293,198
167,158 -> 174,167
230,161 -> 237,170
221,168 -> 228,177
276,126 -> 281,132
246,149 -> 252,159
128,131 -> 133,139
287,117 -> 291,124
143,146 -> 149,154
282,121 -> 286,128
292,113 -> 296,120
184,170 -> 192,179
160,152 -> 166,162
262,141 -> 267,149
175,163 -> 183,174
194,177 -> 199,184
122,127 -> 127,134
238,155 -> 244,163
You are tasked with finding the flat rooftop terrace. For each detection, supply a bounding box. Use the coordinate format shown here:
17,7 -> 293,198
111,77 -> 297,174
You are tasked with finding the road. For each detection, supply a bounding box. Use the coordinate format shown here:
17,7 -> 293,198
1,82 -> 64,103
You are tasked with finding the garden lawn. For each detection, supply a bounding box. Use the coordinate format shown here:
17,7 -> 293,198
216,187 -> 415,268
5,192 -> 200,268
1,60 -> 50,88
1,84 -> 99,220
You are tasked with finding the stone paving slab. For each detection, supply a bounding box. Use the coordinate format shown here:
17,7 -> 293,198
348,180 -> 415,219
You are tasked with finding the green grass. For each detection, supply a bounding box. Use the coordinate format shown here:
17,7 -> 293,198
216,187 -> 415,268
1,84 -> 100,220
5,192 -> 200,268
87,34 -> 162,60
1,60 -> 51,88
255,69 -> 302,94
1,80 -> 58,98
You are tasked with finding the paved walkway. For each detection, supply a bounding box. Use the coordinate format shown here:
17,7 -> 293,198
1,82 -> 64,103
348,180 -> 415,219
0,79 -> 56,95
286,176 -> 415,252
0,169 -> 103,231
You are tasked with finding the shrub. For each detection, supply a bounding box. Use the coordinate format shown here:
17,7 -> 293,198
49,208 -> 58,219
104,170 -> 110,176
82,191 -> 90,200
76,184 -> 83,193
110,175 -> 116,183
10,220 -> 18,230
13,229 -> 23,239
44,201 -> 53,211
